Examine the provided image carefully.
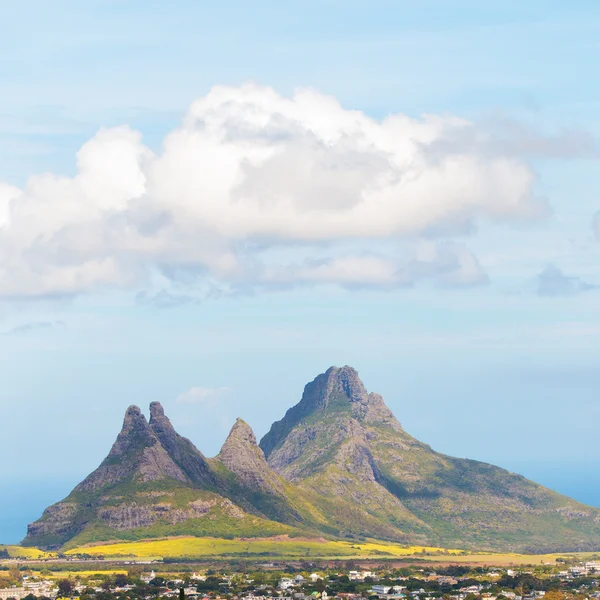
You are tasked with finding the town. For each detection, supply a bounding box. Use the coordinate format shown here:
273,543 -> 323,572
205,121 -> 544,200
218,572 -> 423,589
2,559 -> 600,600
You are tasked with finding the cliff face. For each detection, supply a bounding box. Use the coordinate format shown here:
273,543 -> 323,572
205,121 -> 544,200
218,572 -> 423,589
148,402 -> 217,488
216,418 -> 285,495
24,366 -> 600,552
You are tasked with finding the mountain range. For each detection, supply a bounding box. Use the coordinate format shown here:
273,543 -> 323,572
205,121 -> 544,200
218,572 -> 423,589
23,366 -> 600,553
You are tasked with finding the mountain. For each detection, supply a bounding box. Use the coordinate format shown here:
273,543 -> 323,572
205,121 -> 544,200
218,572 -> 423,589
23,404 -> 304,550
260,366 -> 600,552
24,366 -> 600,552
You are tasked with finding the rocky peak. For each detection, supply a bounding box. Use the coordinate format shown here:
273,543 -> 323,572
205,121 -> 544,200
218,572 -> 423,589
299,366 -> 372,415
260,366 -> 384,458
106,405 -> 155,460
218,418 -> 284,495
148,401 -> 177,437
219,418 -> 260,462
149,401 -> 166,419
325,366 -> 369,404
75,404 -> 189,493
225,417 -> 258,445
124,404 -> 146,423
148,402 -> 216,487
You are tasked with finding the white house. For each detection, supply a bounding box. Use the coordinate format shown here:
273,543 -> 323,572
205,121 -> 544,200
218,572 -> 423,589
279,578 -> 295,590
371,585 -> 391,595
142,570 -> 157,583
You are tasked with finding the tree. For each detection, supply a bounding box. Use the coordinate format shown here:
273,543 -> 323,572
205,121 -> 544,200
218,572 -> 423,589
8,566 -> 22,584
543,592 -> 566,600
127,566 -> 143,580
58,579 -> 73,598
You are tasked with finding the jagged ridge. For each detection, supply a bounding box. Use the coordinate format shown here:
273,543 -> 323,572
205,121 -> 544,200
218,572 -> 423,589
23,366 -> 600,552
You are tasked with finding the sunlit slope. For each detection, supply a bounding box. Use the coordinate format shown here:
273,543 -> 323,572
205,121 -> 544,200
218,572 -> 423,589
261,366 -> 600,552
65,536 -> 463,559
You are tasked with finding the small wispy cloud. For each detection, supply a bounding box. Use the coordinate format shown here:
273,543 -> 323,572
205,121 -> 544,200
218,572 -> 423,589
176,386 -> 231,405
2,320 -> 66,336
536,265 -> 596,297
136,289 -> 202,309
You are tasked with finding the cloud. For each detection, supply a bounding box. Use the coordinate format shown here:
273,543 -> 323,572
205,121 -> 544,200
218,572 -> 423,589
429,114 -> 598,161
254,242 -> 489,290
176,386 -> 230,405
536,265 -> 596,297
2,320 -> 65,335
136,288 -> 201,309
0,84 -> 550,298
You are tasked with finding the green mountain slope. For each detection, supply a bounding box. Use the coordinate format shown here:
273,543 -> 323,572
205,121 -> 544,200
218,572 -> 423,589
260,366 -> 600,552
23,366 -> 600,552
23,405 -> 306,549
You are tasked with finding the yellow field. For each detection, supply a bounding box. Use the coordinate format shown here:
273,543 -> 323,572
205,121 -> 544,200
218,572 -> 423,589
64,537 -> 463,559
0,545 -> 55,559
27,570 -> 128,579
418,551 -> 600,566
6,538 -> 598,566
61,537 -> 600,565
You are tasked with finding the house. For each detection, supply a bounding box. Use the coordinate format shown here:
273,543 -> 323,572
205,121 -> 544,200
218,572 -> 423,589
0,589 -> 26,600
142,570 -> 157,583
349,571 -> 377,582
280,579 -> 295,590
371,586 -> 391,595
310,574 -> 322,583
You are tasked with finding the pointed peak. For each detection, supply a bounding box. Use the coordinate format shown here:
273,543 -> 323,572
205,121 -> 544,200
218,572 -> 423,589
149,401 -> 165,420
125,404 -> 143,418
223,418 -> 258,447
218,418 -> 285,495
122,405 -> 149,429
296,365 -> 368,415
118,404 -> 152,437
260,365 -> 398,458
149,401 -> 174,430
324,365 -> 368,403
147,399 -> 212,483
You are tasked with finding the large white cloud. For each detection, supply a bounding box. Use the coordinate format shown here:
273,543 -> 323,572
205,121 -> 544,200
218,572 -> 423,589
0,84 -> 548,298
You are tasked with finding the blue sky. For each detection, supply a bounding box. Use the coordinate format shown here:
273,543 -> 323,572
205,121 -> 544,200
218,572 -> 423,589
2,0 -> 600,544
